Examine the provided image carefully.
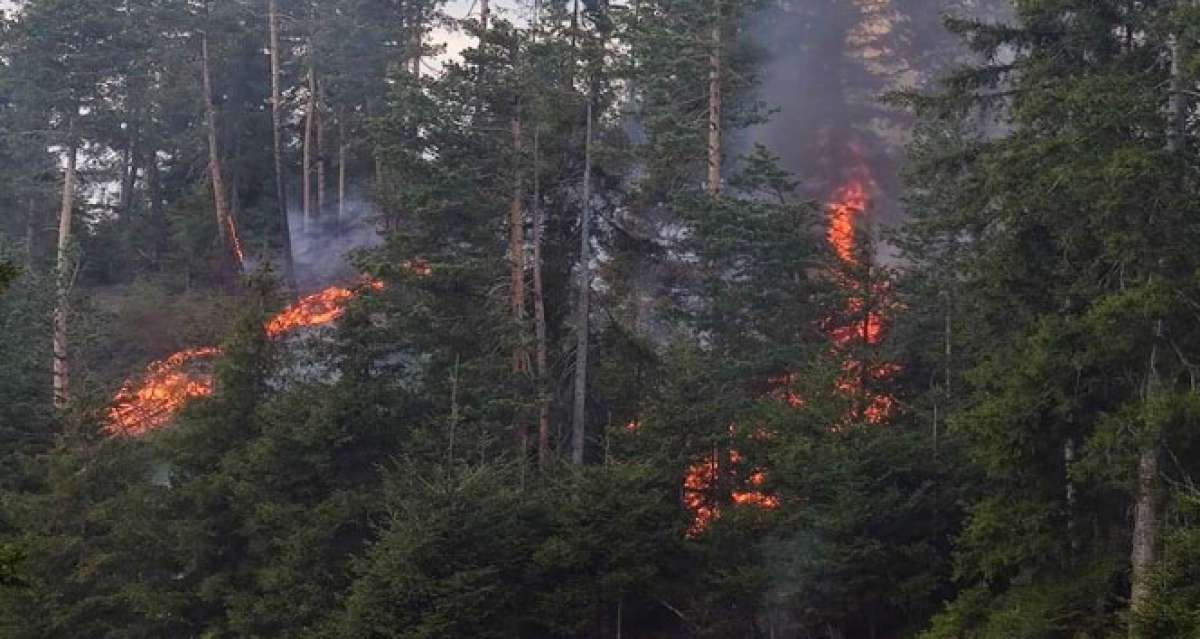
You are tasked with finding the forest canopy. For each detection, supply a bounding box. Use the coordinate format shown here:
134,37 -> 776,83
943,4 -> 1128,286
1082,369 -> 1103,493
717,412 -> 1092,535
2,0 -> 1200,637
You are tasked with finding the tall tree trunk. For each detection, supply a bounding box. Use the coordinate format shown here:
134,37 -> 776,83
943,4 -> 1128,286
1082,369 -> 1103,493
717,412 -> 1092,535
572,95 -> 594,465
706,6 -> 722,198
530,0 -> 551,466
268,0 -> 296,288
338,108 -> 347,222
480,0 -> 489,32
303,64 -> 316,229
25,196 -> 38,270
511,110 -> 528,454
1131,313 -> 1165,631
1130,439 -> 1160,623
52,141 -> 77,409
410,28 -> 422,77
146,149 -> 167,268
316,80 -> 326,218
118,128 -> 138,217
533,125 -> 550,465
201,25 -> 243,283
1130,22 -> 1191,629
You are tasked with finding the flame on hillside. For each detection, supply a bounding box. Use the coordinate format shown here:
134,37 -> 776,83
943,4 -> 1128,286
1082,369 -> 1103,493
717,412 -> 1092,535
106,279 -> 383,437
105,347 -> 221,437
264,280 -> 382,337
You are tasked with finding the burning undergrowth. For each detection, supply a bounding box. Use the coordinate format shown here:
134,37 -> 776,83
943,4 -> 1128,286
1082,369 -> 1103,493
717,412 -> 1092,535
105,279 -> 383,438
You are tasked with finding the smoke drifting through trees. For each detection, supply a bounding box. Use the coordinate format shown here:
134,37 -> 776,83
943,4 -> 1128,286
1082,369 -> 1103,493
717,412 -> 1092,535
746,0 -> 1009,222
287,197 -> 382,290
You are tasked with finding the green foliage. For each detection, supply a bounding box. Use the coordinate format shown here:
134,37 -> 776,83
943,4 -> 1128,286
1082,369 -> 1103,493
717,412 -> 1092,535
10,0 -> 1200,637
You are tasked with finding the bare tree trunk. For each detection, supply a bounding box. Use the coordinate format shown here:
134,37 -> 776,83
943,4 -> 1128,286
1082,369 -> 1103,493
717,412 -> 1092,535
146,150 -> 166,268
511,110 -> 528,454
1167,31 -> 1187,155
201,24 -> 243,282
338,108 -> 347,223
1130,436 -> 1159,625
118,129 -> 138,216
410,28 -> 422,77
480,0 -> 489,32
705,7 -> 722,198
533,125 -> 550,466
571,96 -> 594,465
303,64 -> 316,229
530,0 -> 551,466
510,114 -> 527,369
268,0 -> 296,288
52,141 -> 77,409
25,196 -> 38,270
316,80 -> 326,218
1130,23 -> 1191,629
1131,312 -> 1165,632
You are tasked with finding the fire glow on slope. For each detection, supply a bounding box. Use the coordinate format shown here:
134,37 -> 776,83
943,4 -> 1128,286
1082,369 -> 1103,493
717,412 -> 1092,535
264,281 -> 382,337
106,347 -> 221,438
105,280 -> 382,437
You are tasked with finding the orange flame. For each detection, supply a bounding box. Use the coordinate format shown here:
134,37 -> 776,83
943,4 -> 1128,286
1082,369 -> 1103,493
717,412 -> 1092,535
824,170 -> 900,426
827,180 -> 868,265
106,280 -> 383,437
225,216 -> 245,266
683,441 -> 779,536
265,287 -> 353,337
105,347 -> 221,437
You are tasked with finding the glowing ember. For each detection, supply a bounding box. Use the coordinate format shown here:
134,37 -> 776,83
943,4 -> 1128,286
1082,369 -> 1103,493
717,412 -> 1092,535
107,280 -> 383,437
105,347 -> 221,437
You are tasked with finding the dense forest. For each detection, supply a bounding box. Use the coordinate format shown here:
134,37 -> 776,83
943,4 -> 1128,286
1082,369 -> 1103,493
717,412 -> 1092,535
3,0 -> 1200,636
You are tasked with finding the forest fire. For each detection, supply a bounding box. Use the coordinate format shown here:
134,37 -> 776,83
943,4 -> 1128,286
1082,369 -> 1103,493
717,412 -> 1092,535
681,164 -> 900,535
824,169 -> 899,425
105,347 -> 220,437
105,280 -> 382,437
683,447 -> 781,536
827,180 -> 868,265
680,171 -> 888,534
264,280 -> 382,337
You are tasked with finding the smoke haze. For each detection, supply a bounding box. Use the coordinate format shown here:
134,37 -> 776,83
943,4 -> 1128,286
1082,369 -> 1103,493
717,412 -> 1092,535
287,196 -> 383,290
745,0 -> 1010,223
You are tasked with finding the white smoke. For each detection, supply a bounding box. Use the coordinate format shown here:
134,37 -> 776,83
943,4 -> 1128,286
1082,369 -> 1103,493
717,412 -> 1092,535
287,193 -> 383,290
